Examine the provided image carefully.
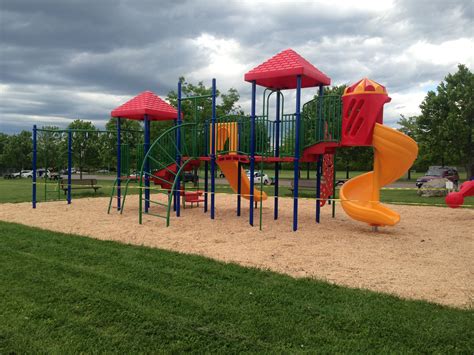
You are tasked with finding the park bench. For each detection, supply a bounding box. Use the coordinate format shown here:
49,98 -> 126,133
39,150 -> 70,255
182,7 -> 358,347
60,178 -> 101,194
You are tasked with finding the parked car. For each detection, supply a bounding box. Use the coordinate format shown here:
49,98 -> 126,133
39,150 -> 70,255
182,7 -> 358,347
97,169 -> 110,174
21,170 -> 34,178
416,166 -> 459,188
246,170 -> 271,185
11,170 -> 30,178
3,173 -> 15,179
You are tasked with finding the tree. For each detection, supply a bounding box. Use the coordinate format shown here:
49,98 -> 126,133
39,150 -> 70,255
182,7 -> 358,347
3,131 -> 32,170
417,64 -> 473,179
397,115 -> 421,179
166,77 -> 244,125
103,118 -> 143,173
36,126 -> 67,173
324,84 -> 347,96
397,114 -> 418,138
0,133 -> 9,171
67,120 -> 99,179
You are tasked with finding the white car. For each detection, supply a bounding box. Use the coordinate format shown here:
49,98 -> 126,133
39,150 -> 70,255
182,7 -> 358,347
246,170 -> 271,185
21,170 -> 34,178
12,170 -> 33,179
11,171 -> 25,178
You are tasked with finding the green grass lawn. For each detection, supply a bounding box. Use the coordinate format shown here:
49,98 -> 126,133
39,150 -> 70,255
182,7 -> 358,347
0,221 -> 472,353
1,177 -> 473,208
211,184 -> 474,207
0,178 -> 137,204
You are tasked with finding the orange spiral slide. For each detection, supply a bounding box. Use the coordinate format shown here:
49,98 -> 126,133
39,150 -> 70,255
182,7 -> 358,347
340,123 -> 418,226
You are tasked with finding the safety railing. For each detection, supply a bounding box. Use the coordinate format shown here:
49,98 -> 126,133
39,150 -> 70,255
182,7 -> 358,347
302,95 -> 342,147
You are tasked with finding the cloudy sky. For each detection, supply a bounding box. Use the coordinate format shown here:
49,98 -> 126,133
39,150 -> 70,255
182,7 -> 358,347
0,0 -> 472,133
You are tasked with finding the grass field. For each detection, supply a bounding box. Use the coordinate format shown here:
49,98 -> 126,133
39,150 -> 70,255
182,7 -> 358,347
1,177 -> 473,207
0,221 -> 472,353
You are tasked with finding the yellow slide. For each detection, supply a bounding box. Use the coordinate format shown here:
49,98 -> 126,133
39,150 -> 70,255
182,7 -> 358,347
217,160 -> 267,201
340,123 -> 418,226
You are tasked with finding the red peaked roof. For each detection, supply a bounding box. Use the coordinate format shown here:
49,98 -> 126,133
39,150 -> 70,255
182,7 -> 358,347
244,49 -> 331,89
111,91 -> 178,121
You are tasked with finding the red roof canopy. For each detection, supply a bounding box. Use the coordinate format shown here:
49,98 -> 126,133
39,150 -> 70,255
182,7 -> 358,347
111,91 -> 178,121
244,49 -> 331,90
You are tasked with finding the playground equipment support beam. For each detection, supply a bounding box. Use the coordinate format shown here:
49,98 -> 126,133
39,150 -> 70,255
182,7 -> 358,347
210,78 -> 216,219
293,75 -> 302,231
172,120 -> 176,211
204,160 -> 208,212
67,129 -> 72,204
32,125 -> 37,209
274,91 -> 281,220
117,117 -> 121,211
176,81 -> 182,217
249,80 -> 256,226
144,115 -> 150,213
316,84 -> 324,223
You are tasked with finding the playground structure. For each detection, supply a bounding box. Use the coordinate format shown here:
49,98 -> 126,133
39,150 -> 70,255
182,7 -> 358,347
111,49 -> 418,230
32,49 -> 419,231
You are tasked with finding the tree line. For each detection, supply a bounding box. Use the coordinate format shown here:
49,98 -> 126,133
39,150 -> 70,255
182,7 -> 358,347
0,80 -> 244,174
397,64 -> 473,179
1,67 -> 472,179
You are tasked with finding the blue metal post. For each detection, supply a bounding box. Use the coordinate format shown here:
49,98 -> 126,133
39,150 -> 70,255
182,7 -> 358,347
293,75 -> 302,231
316,155 -> 322,223
204,160 -> 208,212
144,115 -> 150,213
116,117 -> 121,211
32,125 -> 37,208
173,118 -> 177,212
274,92 -> 281,220
249,80 -> 256,226
67,129 -> 72,204
237,161 -> 241,216
210,78 -> 216,219
176,81 -> 182,217
316,84 -> 324,222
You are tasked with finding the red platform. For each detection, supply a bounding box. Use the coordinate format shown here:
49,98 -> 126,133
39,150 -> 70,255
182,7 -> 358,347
301,142 -> 340,162
244,49 -> 331,90
111,91 -> 179,121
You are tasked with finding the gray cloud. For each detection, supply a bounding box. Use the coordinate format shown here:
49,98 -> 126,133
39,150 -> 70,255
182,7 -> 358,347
0,0 -> 472,133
